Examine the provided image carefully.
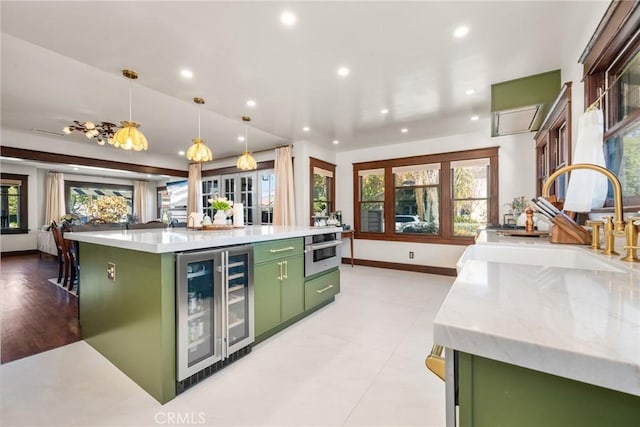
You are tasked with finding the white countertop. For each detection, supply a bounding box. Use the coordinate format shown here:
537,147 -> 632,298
434,230 -> 640,396
67,225 -> 343,253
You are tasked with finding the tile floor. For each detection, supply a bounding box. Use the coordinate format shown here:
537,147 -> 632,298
0,266 -> 453,427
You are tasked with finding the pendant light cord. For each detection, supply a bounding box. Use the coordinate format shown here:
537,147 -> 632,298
128,80 -> 133,122
198,109 -> 201,139
244,125 -> 248,152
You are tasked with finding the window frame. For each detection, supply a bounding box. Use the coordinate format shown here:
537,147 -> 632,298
0,173 -> 28,234
64,180 -> 134,221
353,147 -> 499,245
309,157 -> 336,225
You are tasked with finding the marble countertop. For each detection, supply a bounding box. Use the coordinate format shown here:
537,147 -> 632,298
434,230 -> 640,396
67,225 -> 343,253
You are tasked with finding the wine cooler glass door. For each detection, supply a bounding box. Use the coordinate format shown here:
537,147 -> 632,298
225,247 -> 254,356
177,252 -> 223,381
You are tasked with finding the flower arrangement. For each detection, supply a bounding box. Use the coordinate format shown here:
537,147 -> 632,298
508,196 -> 527,214
208,196 -> 233,212
60,213 -> 80,224
90,195 -> 128,223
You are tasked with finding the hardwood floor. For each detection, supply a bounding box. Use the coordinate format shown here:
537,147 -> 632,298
1,253 -> 80,364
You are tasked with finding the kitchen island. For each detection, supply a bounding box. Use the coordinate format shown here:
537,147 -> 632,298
68,225 -> 342,404
434,230 -> 640,426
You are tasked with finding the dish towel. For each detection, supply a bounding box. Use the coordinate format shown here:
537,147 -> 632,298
563,108 -> 608,212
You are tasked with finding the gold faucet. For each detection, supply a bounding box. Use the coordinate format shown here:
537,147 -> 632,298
621,217 -> 640,263
541,164 -> 625,233
602,216 -> 619,256
585,220 -> 603,250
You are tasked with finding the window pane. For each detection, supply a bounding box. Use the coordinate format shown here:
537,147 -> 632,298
360,171 -> 385,202
68,184 -> 133,222
393,164 -> 439,186
453,200 -> 487,236
0,185 -> 20,228
451,159 -> 489,199
614,51 -> 640,123
360,202 -> 384,232
395,187 -> 439,234
605,121 -> 640,205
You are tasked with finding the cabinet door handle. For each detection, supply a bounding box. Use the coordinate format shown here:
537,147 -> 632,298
277,261 -> 283,280
283,260 -> 288,279
270,246 -> 295,253
316,284 -> 334,294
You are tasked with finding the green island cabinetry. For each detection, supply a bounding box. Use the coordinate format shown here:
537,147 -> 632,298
253,237 -> 340,342
457,352 -> 640,427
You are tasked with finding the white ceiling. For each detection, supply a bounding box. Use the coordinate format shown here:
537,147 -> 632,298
1,1 -> 609,170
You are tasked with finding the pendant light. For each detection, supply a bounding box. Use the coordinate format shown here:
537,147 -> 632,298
236,116 -> 257,171
111,69 -> 148,151
186,97 -> 213,163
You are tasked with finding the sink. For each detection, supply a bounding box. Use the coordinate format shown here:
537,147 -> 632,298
458,244 -> 625,273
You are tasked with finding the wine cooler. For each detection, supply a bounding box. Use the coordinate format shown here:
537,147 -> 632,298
176,246 -> 254,384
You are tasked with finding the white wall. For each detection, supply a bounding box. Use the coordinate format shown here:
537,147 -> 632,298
335,127 -> 535,268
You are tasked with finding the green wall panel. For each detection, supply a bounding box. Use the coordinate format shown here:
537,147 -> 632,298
459,352 -> 640,427
79,243 -> 175,404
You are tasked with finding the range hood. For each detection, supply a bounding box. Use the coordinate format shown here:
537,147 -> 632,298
491,70 -> 561,137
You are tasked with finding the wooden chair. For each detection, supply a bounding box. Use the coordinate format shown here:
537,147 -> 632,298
51,222 -> 78,290
50,221 -> 65,283
60,222 -> 79,291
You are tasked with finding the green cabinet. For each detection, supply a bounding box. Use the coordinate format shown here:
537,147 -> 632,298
304,268 -> 340,311
254,238 -> 304,338
458,352 -> 640,427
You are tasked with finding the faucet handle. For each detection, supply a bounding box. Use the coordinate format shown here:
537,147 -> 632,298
586,220 -> 604,251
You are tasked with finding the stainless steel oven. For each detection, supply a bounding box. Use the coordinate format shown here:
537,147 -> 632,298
304,232 -> 342,277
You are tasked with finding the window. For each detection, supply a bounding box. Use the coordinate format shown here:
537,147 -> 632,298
534,82 -> 572,200
354,147 -> 499,244
581,1 -> 640,209
201,177 -> 220,219
0,173 -> 28,234
65,181 -> 133,222
310,158 -> 336,225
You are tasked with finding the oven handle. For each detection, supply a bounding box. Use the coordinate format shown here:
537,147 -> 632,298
305,240 -> 343,252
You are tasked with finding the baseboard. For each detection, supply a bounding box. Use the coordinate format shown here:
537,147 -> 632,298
341,257 -> 456,277
1,249 -> 40,257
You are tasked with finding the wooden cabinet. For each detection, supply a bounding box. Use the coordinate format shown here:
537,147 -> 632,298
534,82 -> 572,201
253,238 -> 304,338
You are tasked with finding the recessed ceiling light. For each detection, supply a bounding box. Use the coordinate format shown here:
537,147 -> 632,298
280,11 -> 296,26
337,67 -> 350,77
238,136 -> 245,142
178,150 -> 185,156
180,69 -> 194,79
465,89 -> 475,95
146,174 -> 152,178
246,100 -> 257,107
470,115 -> 479,121
380,108 -> 389,114
401,128 -> 408,133
73,167 -> 79,171
453,26 -> 470,38
302,126 -> 310,132
333,140 -> 339,145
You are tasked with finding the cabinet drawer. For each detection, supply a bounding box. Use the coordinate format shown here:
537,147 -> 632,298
254,238 -> 303,264
304,268 -> 340,311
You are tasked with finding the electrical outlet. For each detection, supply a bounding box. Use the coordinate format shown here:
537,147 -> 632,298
409,251 -> 414,259
107,262 -> 116,281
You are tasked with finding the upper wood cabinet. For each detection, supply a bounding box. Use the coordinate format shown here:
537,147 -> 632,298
534,82 -> 572,201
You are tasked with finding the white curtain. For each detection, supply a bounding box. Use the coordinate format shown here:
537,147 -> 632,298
273,146 -> 296,226
45,172 -> 65,225
187,163 -> 202,216
134,180 -> 150,223
563,109 -> 608,212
